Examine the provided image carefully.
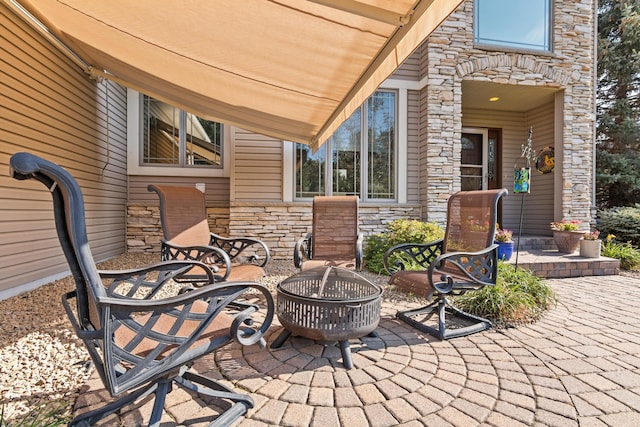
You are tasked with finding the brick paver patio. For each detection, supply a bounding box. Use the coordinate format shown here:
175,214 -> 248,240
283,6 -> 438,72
75,274 -> 640,426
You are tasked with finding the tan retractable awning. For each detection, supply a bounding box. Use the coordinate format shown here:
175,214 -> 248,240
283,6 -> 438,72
16,0 -> 462,149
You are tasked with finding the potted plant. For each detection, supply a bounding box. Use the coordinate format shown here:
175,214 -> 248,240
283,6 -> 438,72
550,219 -> 583,253
495,227 -> 514,261
580,230 -> 601,258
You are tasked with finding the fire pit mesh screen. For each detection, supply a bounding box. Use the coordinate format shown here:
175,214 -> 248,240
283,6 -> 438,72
276,266 -> 382,341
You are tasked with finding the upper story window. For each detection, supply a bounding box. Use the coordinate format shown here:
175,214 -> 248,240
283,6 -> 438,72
474,0 -> 551,52
142,96 -> 222,168
295,90 -> 396,201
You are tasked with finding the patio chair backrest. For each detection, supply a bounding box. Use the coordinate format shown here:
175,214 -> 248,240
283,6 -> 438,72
10,152 -> 104,330
149,185 -> 211,247
443,189 -> 506,253
311,195 -> 359,260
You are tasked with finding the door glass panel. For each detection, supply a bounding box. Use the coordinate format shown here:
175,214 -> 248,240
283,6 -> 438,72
487,129 -> 500,189
461,166 -> 483,191
462,134 -> 482,165
461,133 -> 484,191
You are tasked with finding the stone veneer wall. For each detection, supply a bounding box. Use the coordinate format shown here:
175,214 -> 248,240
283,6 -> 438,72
422,0 -> 596,227
127,205 -> 230,253
127,203 -> 422,259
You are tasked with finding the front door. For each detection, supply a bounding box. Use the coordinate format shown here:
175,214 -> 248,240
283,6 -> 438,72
461,128 -> 501,191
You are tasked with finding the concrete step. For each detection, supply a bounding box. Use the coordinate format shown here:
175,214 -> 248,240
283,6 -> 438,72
514,235 -> 556,251
506,239 -> 620,278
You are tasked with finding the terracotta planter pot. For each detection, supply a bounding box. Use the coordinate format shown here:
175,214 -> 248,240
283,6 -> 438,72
553,230 -> 583,253
580,239 -> 601,258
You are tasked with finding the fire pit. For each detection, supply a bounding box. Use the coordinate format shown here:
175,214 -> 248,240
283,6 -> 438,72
270,266 -> 382,369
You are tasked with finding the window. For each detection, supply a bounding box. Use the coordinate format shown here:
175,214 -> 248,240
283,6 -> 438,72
142,96 -> 222,167
474,0 -> 551,51
295,90 -> 396,200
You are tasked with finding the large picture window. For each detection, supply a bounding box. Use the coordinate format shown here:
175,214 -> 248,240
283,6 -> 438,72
142,96 -> 222,167
474,0 -> 551,51
295,91 -> 396,200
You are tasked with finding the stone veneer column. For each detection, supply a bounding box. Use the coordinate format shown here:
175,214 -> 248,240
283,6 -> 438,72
421,0 -> 595,228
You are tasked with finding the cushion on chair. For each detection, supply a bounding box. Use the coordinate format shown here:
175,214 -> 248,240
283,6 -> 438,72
216,264 -> 265,281
300,259 -> 357,271
388,270 -> 434,299
171,219 -> 212,247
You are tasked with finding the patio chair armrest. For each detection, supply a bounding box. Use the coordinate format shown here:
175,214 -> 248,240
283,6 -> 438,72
293,234 -> 312,268
160,240 -> 233,281
99,260 -> 217,298
428,244 -> 498,294
102,279 -> 274,349
209,233 -> 270,267
66,279 -> 274,395
383,239 -> 444,274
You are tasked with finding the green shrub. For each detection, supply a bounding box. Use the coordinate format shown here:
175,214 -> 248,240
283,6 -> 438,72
454,262 -> 557,324
364,219 -> 444,274
598,205 -> 640,247
601,235 -> 640,270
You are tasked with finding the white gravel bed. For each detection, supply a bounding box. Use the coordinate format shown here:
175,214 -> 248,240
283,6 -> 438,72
0,253 -> 403,421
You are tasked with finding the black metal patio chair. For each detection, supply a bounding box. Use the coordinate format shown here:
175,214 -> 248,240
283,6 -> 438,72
384,189 -> 507,340
293,195 -> 363,271
10,152 -> 274,427
148,184 -> 270,282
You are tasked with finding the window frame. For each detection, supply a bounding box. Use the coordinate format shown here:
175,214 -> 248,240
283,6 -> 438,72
473,0 -> 553,53
126,89 -> 230,177
292,89 -> 399,202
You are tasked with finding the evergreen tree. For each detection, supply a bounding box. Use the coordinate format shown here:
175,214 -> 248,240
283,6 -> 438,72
596,0 -> 640,208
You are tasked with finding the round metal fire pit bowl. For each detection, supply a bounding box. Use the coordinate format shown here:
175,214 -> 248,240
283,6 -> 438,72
271,266 -> 382,369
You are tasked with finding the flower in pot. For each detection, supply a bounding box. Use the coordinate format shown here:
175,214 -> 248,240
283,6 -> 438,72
550,219 -> 582,253
550,219 -> 581,232
495,227 -> 514,261
580,230 -> 601,258
495,228 -> 513,243
583,230 -> 600,240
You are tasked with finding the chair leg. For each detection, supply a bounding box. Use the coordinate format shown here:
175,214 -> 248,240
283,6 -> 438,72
178,371 -> 254,426
396,297 -> 492,340
148,379 -> 171,427
71,371 -> 253,427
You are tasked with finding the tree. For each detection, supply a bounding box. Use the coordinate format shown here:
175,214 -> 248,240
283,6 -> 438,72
597,0 -> 640,208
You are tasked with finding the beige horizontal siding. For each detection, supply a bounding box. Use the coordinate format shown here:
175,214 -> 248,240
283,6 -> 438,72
392,49 -> 420,80
525,102 -> 555,235
232,127 -> 283,201
129,176 -> 230,206
462,103 -> 555,236
406,90 -> 420,203
0,4 -> 128,297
